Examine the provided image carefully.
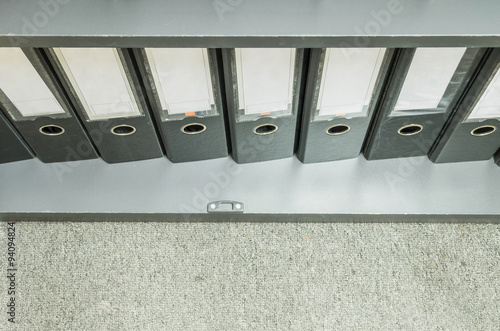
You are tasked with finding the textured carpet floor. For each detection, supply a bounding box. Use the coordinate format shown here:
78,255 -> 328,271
1,221 -> 499,330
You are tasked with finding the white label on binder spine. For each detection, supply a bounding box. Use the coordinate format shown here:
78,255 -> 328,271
145,48 -> 215,115
53,48 -> 141,121
468,67 -> 500,119
0,48 -> 65,117
318,48 -> 385,117
394,48 -> 466,111
235,48 -> 295,115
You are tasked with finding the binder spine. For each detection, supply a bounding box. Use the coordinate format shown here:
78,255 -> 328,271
364,48 -> 482,160
0,48 -> 98,163
429,48 -> 500,163
223,48 -> 306,164
44,47 -> 164,163
298,48 -> 395,163
132,48 -> 229,163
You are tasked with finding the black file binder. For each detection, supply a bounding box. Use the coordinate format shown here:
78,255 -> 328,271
297,48 -> 394,163
133,48 -> 228,163
0,48 -> 97,163
429,48 -> 500,163
0,110 -> 33,164
222,48 -> 307,163
363,47 -> 485,160
45,47 -> 163,164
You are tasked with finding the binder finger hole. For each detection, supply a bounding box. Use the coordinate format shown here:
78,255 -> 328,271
398,124 -> 423,136
326,124 -> 350,136
39,125 -> 65,136
471,125 -> 496,136
111,125 -> 136,136
182,123 -> 206,135
254,124 -> 278,135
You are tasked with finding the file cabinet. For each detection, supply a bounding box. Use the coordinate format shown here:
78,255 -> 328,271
1,0 -> 500,220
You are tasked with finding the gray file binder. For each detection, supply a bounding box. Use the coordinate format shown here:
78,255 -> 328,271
0,48 -> 97,163
430,48 -> 500,163
222,48 -> 307,163
133,48 -> 229,163
364,47 -> 485,160
45,47 -> 163,164
297,48 -> 394,163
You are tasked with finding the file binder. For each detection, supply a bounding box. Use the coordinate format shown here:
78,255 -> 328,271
222,48 -> 307,163
297,48 -> 394,163
363,47 -> 484,160
133,48 -> 228,163
0,110 -> 33,164
0,48 -> 98,163
45,47 -> 163,164
429,48 -> 500,163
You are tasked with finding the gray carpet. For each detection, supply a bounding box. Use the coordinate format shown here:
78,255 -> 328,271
1,221 -> 499,330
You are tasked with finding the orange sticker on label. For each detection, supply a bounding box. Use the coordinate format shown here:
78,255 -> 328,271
185,112 -> 195,116
260,112 -> 271,116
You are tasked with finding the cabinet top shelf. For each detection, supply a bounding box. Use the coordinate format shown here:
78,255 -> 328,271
1,0 -> 500,47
